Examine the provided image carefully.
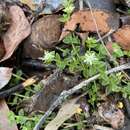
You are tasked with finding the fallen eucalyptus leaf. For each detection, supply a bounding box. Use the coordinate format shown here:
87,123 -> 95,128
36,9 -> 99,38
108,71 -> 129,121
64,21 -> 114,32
60,10 -> 119,40
23,15 -> 61,59
45,97 -> 80,130
0,5 -> 31,62
0,67 -> 12,90
0,100 -> 18,130
113,25 -> 130,50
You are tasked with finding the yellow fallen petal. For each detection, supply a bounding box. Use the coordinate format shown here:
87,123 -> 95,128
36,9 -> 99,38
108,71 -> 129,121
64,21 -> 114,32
76,107 -> 82,114
117,101 -> 123,109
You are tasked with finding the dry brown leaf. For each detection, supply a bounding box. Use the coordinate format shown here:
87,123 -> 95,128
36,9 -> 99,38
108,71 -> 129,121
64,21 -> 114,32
0,67 -> 12,90
113,25 -> 130,50
0,5 -> 31,62
0,100 -> 18,130
98,102 -> 124,129
45,97 -> 80,130
22,72 -> 80,113
23,15 -> 61,59
60,10 -> 119,40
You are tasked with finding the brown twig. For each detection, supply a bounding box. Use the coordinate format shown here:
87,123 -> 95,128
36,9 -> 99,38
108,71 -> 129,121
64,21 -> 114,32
96,29 -> 116,43
0,76 -> 40,99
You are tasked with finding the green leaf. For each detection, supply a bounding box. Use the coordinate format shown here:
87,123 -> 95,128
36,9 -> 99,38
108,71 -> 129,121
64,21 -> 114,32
63,34 -> 80,45
60,0 -> 74,22
86,37 -> 97,48
42,51 -> 55,63
55,53 -> 67,70
112,43 -> 124,58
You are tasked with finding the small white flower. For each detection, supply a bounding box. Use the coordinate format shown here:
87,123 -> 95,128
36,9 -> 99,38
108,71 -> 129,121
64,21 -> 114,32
84,52 -> 98,65
42,51 -> 55,63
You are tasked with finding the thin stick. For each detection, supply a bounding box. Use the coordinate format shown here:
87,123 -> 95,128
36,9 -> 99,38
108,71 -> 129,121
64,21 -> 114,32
34,63 -> 130,130
86,0 -> 130,80
86,0 -> 114,60
0,76 -> 39,99
79,0 -> 84,10
96,29 -> 115,43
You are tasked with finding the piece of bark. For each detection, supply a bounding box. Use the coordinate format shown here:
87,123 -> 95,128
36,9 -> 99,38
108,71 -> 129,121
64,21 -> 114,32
113,25 -> 130,50
21,70 -> 81,113
23,15 -> 61,59
0,5 -> 31,62
0,100 -> 18,130
60,10 -> 119,40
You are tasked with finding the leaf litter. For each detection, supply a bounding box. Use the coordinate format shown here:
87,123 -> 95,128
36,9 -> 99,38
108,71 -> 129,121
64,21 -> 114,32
1,0 -> 130,130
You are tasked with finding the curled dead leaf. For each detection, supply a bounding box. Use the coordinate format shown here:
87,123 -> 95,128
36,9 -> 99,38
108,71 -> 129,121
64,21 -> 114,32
60,10 -> 119,40
113,25 -> 130,50
0,5 -> 31,62
98,102 -> 124,129
0,100 -> 18,130
0,67 -> 12,90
